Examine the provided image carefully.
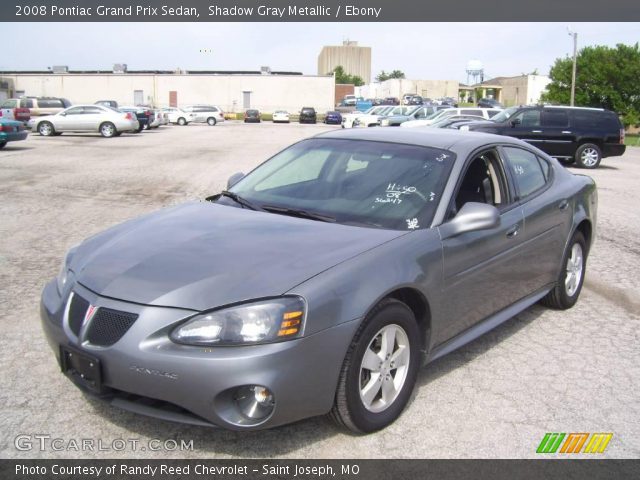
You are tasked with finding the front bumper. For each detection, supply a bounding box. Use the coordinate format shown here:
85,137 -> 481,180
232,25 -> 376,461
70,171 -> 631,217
40,280 -> 358,430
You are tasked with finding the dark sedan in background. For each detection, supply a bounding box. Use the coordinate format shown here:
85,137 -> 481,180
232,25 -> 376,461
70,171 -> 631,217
324,111 -> 343,125
41,129 -> 595,433
299,107 -> 317,124
244,109 -> 261,123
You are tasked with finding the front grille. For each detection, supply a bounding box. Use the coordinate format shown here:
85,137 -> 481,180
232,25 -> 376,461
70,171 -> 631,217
68,294 -> 90,336
86,308 -> 138,347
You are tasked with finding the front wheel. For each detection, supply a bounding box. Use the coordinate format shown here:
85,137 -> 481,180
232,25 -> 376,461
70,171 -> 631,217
330,299 -> 420,433
38,121 -> 55,136
177,117 -> 187,126
575,143 -> 602,169
0,141 -> 6,149
540,231 -> 587,309
99,122 -> 116,138
207,117 -> 217,126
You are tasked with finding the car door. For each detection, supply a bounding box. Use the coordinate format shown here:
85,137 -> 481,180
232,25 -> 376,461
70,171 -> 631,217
78,106 -> 105,131
438,148 -> 527,342
501,146 -> 570,292
540,108 -> 574,158
498,108 -> 546,147
55,106 -> 85,131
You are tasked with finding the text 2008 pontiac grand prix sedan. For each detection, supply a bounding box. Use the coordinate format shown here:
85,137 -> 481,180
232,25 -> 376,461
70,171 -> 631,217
41,128 -> 596,433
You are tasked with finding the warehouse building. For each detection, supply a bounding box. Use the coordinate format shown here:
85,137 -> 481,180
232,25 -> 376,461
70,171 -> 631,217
0,67 -> 336,114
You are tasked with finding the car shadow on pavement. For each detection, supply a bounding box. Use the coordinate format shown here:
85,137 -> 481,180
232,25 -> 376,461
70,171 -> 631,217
0,145 -> 34,153
82,303 -> 547,456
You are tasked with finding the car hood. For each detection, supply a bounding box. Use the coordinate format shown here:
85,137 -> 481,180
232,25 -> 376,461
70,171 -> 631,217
71,202 -> 405,311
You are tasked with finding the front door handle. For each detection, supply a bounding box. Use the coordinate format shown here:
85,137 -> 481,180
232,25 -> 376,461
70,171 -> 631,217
558,199 -> 569,211
532,130 -> 543,133
506,224 -> 520,238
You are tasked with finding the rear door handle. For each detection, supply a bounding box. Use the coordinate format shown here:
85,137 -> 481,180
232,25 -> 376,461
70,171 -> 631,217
558,200 -> 569,211
532,130 -> 543,133
506,224 -> 520,238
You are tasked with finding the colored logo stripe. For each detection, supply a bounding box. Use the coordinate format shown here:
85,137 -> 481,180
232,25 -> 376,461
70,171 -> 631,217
584,433 -> 613,454
536,433 -> 565,453
560,433 -> 589,453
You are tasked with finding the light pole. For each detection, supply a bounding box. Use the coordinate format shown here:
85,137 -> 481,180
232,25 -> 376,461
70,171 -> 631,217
567,27 -> 578,106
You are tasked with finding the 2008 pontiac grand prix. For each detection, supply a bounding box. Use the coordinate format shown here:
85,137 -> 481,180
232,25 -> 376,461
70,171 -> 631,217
41,128 -> 596,432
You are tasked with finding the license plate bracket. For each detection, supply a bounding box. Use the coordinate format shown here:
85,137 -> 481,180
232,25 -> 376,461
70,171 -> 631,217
60,346 -> 103,394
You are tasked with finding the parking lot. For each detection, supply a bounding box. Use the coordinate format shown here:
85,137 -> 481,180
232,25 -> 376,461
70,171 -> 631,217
0,122 -> 638,459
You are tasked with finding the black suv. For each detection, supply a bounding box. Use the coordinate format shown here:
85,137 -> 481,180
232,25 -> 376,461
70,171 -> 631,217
463,105 -> 625,168
299,107 -> 317,124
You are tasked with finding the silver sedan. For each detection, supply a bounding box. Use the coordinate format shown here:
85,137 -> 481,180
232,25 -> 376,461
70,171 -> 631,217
29,105 -> 139,137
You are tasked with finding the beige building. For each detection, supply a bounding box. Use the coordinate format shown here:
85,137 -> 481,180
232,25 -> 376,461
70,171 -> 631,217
0,70 -> 336,114
318,41 -> 372,84
461,75 -> 551,106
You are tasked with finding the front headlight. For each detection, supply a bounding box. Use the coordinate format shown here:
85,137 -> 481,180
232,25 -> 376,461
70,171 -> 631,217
171,297 -> 306,346
56,245 -> 78,295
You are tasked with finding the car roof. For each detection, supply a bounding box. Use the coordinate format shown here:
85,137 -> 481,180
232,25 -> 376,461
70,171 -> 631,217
315,127 -> 525,153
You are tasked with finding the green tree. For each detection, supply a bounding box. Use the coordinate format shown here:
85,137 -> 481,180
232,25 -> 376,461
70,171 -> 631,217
542,43 -> 640,127
330,66 -> 365,86
376,70 -> 406,82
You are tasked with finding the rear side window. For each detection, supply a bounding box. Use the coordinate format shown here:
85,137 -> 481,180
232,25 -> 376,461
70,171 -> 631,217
20,99 -> 34,108
542,109 -> 569,127
503,147 -> 548,199
38,99 -> 63,108
572,110 -> 620,131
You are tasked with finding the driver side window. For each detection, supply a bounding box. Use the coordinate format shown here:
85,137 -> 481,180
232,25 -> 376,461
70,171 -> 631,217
452,150 -> 510,216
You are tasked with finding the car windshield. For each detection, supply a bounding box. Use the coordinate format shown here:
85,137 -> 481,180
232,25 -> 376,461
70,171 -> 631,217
224,138 -> 455,230
490,106 -> 518,123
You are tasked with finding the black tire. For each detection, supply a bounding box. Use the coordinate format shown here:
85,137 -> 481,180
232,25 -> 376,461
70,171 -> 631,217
0,141 -> 6,149
177,117 -> 187,126
540,231 -> 587,310
114,132 -> 122,137
38,121 -> 55,136
99,122 -> 117,138
330,299 -> 421,433
207,117 -> 217,126
53,132 -> 63,136
574,143 -> 602,169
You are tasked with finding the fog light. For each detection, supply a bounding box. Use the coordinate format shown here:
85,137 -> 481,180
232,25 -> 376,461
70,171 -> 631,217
234,385 -> 275,420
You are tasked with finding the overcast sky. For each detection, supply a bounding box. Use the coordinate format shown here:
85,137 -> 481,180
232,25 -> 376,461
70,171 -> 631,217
2,22 -> 639,82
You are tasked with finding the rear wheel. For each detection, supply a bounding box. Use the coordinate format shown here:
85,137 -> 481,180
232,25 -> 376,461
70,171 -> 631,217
177,117 -> 187,126
540,231 -> 587,309
99,122 -> 116,138
38,121 -> 55,136
575,143 -> 602,169
207,117 -> 217,126
330,299 -> 420,433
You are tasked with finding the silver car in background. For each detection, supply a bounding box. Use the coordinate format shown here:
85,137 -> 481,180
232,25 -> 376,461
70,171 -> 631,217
181,105 -> 225,126
161,107 -> 195,126
29,105 -> 139,137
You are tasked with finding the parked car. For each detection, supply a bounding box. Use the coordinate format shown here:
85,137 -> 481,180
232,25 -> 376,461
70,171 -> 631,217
161,107 -> 195,126
244,109 -> 261,123
0,100 -> 31,124
324,111 -> 342,125
380,105 -> 442,126
477,98 -> 503,108
13,97 -> 71,116
408,95 -> 424,106
341,95 -> 357,107
182,105 -> 225,126
401,108 -> 503,128
0,117 -> 28,148
402,94 -> 414,105
41,128 -> 596,433
382,97 -> 400,106
429,115 -> 495,129
148,109 -> 168,128
95,100 -> 118,109
299,107 -> 317,124
341,106 -> 390,129
272,111 -> 290,123
29,104 -> 139,137
461,105 -> 626,168
119,106 -> 154,132
352,106 -> 395,128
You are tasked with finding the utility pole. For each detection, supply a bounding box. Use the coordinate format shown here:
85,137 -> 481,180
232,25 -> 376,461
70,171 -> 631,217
567,27 -> 578,106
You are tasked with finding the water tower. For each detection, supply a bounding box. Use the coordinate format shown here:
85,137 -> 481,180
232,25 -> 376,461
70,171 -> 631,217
466,60 -> 484,85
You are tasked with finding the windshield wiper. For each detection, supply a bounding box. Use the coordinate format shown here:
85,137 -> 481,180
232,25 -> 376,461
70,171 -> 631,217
262,205 -> 336,223
218,191 -> 263,211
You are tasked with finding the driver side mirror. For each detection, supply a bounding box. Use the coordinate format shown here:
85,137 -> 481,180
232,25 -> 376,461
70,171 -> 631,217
439,202 -> 500,239
227,172 -> 245,189
510,118 -> 521,127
